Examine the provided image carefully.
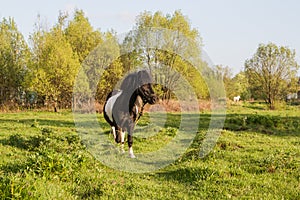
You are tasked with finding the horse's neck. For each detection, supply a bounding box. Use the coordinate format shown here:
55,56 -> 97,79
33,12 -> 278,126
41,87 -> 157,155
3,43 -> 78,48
130,94 -> 144,122
135,95 -> 143,107
129,92 -> 142,109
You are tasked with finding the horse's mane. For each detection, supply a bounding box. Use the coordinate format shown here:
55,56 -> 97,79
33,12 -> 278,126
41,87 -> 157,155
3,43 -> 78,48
120,70 -> 153,93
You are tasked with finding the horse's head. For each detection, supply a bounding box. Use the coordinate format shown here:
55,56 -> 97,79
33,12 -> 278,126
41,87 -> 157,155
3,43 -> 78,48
136,70 -> 158,105
120,70 -> 158,104
137,82 -> 158,104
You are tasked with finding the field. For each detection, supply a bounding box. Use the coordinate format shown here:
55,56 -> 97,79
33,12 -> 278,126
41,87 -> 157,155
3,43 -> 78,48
0,102 -> 299,199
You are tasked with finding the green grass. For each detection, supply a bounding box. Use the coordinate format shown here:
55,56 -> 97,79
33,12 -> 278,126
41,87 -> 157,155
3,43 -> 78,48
0,104 -> 299,199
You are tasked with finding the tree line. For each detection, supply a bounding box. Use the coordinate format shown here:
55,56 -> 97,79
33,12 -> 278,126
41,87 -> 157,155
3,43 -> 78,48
218,43 -> 299,109
0,9 -> 299,111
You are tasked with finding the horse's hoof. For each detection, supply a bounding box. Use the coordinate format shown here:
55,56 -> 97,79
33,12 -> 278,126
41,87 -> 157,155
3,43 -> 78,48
129,153 -> 136,158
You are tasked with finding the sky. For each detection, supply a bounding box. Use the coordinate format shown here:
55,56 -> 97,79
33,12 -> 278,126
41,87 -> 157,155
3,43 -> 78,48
1,0 -> 300,75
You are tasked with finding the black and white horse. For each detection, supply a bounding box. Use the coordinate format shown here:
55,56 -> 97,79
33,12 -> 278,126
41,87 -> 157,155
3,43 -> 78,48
103,70 -> 158,158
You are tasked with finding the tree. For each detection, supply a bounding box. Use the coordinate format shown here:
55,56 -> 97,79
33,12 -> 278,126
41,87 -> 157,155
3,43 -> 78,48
214,65 -> 233,98
231,72 -> 250,100
29,13 -> 80,111
65,10 -> 102,63
122,10 -> 208,100
0,17 -> 30,106
90,31 -> 123,103
215,65 -> 250,100
29,10 -> 114,110
245,43 -> 299,109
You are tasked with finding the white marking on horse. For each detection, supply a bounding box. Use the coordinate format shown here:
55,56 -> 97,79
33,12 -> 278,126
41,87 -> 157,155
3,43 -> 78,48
135,105 -> 139,116
129,147 -> 135,158
104,91 -> 122,122
120,131 -> 126,153
111,126 -> 116,140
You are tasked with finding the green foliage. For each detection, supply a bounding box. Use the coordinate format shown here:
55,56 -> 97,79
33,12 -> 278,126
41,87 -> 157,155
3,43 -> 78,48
245,43 -> 299,109
65,9 -> 103,63
1,8 -> 300,199
29,14 -> 81,110
94,32 -> 123,102
123,10 -> 209,100
0,17 -> 30,105
232,72 -> 251,100
0,104 -> 300,199
215,66 -> 261,101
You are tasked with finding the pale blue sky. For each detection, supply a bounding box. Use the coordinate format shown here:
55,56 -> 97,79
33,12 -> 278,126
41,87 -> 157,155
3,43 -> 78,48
1,0 -> 300,74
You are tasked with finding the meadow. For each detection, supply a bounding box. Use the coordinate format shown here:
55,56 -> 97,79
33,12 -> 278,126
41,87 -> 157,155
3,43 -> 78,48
0,102 -> 299,199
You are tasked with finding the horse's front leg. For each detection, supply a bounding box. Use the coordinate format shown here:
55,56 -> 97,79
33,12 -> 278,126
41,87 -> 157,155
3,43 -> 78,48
127,122 -> 135,158
111,126 -> 116,140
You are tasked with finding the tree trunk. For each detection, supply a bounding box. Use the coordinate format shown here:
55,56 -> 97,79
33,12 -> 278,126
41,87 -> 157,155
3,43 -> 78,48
54,101 -> 58,112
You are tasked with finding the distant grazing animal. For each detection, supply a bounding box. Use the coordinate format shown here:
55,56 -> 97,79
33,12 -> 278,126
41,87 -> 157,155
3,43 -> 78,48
286,93 -> 298,101
103,70 -> 158,158
233,96 -> 240,102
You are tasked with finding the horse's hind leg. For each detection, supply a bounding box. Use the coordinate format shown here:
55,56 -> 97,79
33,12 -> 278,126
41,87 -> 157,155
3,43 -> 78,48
120,130 -> 126,153
115,128 -> 122,143
115,127 -> 125,153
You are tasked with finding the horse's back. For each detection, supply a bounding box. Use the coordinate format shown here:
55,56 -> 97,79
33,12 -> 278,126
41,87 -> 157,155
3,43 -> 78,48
104,90 -> 122,124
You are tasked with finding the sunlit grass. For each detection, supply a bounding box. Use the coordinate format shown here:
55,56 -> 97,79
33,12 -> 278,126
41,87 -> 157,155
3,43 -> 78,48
0,104 -> 299,199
